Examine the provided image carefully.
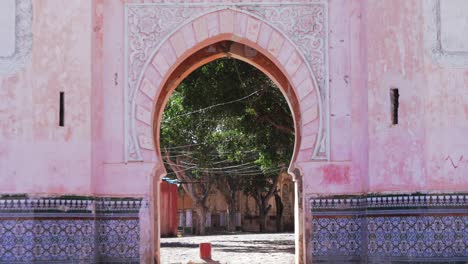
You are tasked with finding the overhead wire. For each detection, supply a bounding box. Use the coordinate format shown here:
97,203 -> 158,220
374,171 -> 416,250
162,143 -> 203,149
161,62 -> 286,179
162,89 -> 262,122
163,161 -> 258,171
161,148 -> 258,155
165,167 -> 283,177
163,159 -> 283,176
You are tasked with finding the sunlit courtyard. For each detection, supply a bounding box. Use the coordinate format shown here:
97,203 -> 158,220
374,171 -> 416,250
160,233 -> 295,264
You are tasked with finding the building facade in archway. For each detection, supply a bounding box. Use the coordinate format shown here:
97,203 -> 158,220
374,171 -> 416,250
0,0 -> 467,263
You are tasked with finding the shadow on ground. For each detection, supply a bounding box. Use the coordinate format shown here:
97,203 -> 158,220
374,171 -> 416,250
161,238 -> 294,254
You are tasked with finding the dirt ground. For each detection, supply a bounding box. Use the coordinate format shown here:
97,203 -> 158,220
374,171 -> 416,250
160,232 -> 295,264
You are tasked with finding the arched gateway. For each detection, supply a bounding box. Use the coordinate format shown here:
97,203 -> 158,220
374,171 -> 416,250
124,5 -> 327,263
2,1 -> 467,263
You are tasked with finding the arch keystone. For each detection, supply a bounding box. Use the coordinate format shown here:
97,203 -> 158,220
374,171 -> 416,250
206,12 -> 219,37
234,12 -> 248,38
219,10 -> 234,33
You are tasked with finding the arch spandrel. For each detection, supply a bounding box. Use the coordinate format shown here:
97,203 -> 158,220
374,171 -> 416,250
124,2 -> 329,163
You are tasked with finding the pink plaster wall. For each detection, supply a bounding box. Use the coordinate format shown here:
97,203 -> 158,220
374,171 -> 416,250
300,0 -> 368,196
91,0 -> 152,196
94,1 -> 321,196
0,0 -> 93,195
0,0 -> 153,197
1,0 -> 466,198
301,0 -> 468,196
367,0 -> 468,193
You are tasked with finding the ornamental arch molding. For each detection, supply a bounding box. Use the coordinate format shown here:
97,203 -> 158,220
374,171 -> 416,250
124,2 -> 329,165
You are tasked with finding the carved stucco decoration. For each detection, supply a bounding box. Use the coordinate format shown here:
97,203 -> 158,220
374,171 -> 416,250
124,1 -> 329,162
0,0 -> 33,75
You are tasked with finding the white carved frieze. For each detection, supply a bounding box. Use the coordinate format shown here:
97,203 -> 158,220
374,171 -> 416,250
125,1 -> 329,162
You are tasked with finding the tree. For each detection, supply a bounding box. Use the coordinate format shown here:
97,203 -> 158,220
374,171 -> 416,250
161,88 -> 216,235
275,188 -> 284,232
160,58 -> 294,233
163,151 -> 212,235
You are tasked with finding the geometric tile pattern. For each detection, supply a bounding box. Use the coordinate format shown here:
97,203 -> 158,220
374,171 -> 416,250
311,216 -> 362,258
368,215 -> 468,259
0,196 -> 146,263
310,193 -> 468,262
0,219 -> 95,263
97,219 -> 140,262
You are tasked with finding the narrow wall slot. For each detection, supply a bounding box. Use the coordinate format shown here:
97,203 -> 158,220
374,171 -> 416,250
390,88 -> 399,125
59,92 -> 64,127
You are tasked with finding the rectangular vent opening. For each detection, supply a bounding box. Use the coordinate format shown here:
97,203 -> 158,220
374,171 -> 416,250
59,92 -> 64,127
390,88 -> 399,125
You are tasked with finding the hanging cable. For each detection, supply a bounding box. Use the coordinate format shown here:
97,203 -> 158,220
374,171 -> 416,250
162,143 -> 203,149
162,89 -> 262,122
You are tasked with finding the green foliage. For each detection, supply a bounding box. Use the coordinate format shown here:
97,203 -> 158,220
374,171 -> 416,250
160,58 -> 294,199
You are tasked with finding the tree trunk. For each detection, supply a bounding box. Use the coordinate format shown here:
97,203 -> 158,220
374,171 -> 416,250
163,153 -> 212,235
258,209 -> 268,232
194,206 -> 207,235
226,199 -> 237,232
276,214 -> 283,233
275,193 -> 284,232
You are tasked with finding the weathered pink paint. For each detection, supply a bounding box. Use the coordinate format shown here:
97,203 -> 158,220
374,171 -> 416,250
367,0 -> 468,193
0,0 -> 94,195
1,0 -> 467,263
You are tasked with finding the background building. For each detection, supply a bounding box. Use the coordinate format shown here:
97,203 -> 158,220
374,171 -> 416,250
175,173 -> 295,234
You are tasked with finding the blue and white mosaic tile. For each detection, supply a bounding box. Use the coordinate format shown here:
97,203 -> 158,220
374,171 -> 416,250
0,197 -> 145,263
97,219 -> 140,261
0,219 -> 95,262
367,215 -> 468,258
311,216 -> 362,257
310,193 -> 468,262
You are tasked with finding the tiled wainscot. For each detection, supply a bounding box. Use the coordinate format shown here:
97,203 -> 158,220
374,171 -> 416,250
0,197 -> 146,263
311,194 -> 468,263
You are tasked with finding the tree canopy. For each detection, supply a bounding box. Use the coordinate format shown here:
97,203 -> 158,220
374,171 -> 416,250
160,58 -> 294,233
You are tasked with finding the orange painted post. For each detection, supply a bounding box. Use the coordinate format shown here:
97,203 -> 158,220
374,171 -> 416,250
199,243 -> 212,259
160,181 -> 178,237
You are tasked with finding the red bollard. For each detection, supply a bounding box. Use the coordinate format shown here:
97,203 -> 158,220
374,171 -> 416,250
199,242 -> 212,259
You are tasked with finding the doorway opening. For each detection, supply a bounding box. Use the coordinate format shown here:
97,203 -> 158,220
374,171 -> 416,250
154,41 -> 299,263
